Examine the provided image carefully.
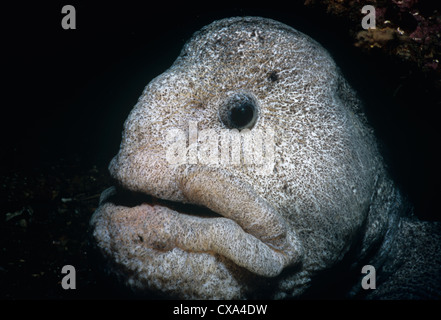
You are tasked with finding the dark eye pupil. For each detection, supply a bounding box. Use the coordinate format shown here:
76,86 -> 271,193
219,92 -> 259,130
229,103 -> 255,128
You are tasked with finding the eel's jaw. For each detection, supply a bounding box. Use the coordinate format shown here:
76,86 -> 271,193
105,149 -> 304,275
91,188 -> 302,278
92,151 -> 303,297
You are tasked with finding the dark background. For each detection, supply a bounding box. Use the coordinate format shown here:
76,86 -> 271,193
1,1 -> 440,300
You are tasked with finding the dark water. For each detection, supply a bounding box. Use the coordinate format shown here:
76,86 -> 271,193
2,2 -> 440,302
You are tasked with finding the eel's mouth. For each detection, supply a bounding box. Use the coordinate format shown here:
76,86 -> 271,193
107,188 -> 224,219
94,182 -> 302,278
90,153 -> 303,278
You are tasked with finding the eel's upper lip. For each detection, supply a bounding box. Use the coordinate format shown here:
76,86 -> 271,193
96,186 -> 302,278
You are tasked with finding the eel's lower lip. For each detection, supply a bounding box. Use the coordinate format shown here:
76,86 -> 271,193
93,186 -> 301,277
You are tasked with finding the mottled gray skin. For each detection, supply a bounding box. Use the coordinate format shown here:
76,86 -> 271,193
90,17 -> 441,299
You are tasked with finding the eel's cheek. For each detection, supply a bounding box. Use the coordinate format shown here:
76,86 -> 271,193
91,197 -> 302,278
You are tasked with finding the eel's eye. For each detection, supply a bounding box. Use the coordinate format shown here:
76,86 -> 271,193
219,93 -> 259,130
229,102 -> 255,128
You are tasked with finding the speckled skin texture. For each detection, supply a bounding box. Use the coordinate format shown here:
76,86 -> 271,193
90,17 -> 441,299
